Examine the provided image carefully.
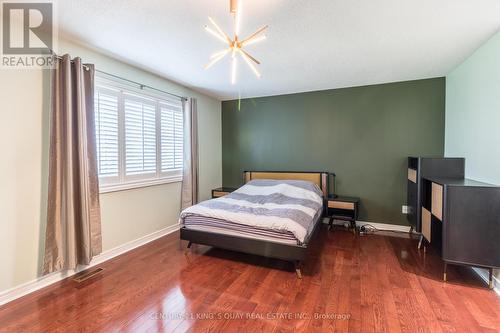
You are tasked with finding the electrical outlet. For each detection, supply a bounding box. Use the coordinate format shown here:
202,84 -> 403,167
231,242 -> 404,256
402,205 -> 410,214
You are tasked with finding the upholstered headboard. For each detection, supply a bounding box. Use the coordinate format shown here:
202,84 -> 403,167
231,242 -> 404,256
243,171 -> 331,197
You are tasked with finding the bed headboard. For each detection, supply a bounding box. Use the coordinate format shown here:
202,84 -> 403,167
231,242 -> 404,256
243,171 -> 332,197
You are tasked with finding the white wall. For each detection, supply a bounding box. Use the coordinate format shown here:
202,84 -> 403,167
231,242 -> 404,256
0,39 -> 222,292
445,30 -> 500,185
445,29 -> 500,281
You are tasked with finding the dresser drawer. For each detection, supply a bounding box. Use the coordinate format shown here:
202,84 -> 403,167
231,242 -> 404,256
212,191 -> 230,198
211,187 -> 237,198
431,182 -> 443,221
408,168 -> 417,183
328,201 -> 355,210
422,207 -> 432,242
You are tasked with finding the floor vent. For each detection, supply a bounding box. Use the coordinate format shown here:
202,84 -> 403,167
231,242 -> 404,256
73,268 -> 104,283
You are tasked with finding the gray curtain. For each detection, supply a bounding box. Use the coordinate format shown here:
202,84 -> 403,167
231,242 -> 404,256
181,98 -> 199,210
43,54 -> 102,274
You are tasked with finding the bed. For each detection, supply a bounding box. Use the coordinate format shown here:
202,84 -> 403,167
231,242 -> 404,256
179,171 -> 330,278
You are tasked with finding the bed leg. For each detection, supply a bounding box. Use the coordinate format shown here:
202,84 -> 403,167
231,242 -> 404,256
184,241 -> 192,255
294,261 -> 302,279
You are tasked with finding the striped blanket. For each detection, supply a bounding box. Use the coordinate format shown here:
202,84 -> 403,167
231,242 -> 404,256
179,179 -> 324,243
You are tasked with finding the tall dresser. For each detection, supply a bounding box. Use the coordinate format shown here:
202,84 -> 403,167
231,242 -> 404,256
406,157 -> 465,232
420,176 -> 500,288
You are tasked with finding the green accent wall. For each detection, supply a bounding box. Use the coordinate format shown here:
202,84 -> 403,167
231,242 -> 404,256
222,78 -> 445,225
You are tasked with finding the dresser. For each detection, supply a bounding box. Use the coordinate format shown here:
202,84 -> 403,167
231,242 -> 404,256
420,176 -> 500,288
406,157 -> 465,233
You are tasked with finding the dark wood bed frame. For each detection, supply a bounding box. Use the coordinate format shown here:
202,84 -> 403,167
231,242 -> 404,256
180,171 -> 332,278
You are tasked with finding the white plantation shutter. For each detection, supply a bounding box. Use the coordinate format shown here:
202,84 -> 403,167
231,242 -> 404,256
160,99 -> 183,174
173,107 -> 183,169
94,87 -> 119,182
94,76 -> 184,191
124,95 -> 157,177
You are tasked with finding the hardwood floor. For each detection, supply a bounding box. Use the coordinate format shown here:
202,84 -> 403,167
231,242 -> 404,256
0,226 -> 498,332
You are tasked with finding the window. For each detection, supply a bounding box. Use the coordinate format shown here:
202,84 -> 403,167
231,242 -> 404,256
94,76 -> 184,192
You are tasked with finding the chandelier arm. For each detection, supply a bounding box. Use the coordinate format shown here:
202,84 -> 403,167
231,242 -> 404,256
241,25 -> 268,45
239,50 -> 261,78
208,17 -> 232,43
239,49 -> 260,65
210,48 -> 231,59
241,35 -> 266,47
204,51 -> 229,69
205,26 -> 230,44
231,51 -> 237,84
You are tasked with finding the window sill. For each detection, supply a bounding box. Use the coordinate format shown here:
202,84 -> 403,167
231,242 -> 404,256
99,176 -> 182,194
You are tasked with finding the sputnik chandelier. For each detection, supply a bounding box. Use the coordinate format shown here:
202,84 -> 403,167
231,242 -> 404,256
204,0 -> 268,84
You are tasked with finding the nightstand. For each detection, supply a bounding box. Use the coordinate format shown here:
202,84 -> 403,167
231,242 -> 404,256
327,196 -> 360,233
211,187 -> 237,198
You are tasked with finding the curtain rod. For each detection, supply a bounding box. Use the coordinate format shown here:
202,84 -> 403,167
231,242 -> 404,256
50,52 -> 188,101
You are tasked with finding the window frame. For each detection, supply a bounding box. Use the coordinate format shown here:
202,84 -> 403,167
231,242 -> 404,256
94,75 -> 184,194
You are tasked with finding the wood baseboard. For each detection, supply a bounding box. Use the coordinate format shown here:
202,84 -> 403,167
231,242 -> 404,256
0,223 -> 180,306
324,218 -> 412,233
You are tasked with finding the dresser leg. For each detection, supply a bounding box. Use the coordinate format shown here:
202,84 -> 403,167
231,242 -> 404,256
417,235 -> 423,250
328,217 -> 333,231
443,263 -> 447,282
489,268 -> 494,289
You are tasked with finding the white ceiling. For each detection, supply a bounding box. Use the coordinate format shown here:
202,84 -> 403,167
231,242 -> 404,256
58,0 -> 500,100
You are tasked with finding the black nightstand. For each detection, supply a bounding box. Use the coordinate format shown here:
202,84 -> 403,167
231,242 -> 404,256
211,187 -> 237,198
327,196 -> 360,233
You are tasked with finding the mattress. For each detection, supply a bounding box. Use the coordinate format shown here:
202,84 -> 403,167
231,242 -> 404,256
180,179 -> 324,245
183,215 -> 300,245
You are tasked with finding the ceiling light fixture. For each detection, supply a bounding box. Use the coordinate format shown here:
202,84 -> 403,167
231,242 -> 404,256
204,0 -> 268,84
